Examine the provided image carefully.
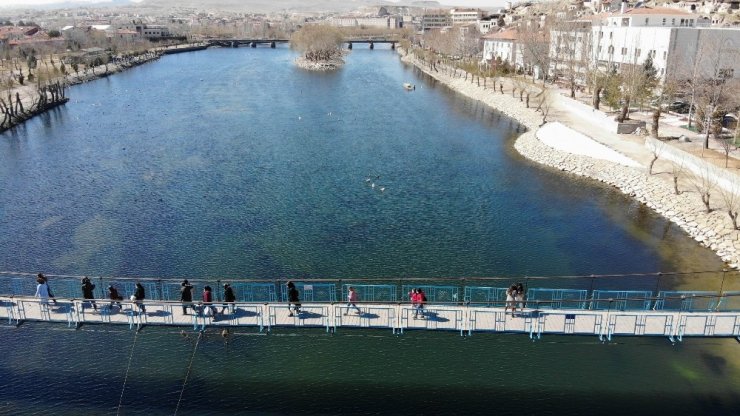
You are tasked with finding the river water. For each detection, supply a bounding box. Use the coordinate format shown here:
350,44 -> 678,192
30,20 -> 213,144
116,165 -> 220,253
0,46 -> 737,415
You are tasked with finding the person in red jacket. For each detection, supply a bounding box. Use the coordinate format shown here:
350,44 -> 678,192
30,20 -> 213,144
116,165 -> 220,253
202,285 -> 217,316
345,286 -> 361,315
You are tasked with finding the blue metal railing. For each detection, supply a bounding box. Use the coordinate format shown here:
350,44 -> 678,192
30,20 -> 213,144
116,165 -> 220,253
526,289 -> 589,310
654,291 -> 720,311
280,282 -> 336,302
341,284 -> 396,302
464,286 -> 508,306
401,285 -> 459,303
1,274 -> 738,313
591,290 -> 653,311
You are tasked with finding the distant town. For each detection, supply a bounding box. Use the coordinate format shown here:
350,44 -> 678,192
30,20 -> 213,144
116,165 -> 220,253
0,0 -> 738,136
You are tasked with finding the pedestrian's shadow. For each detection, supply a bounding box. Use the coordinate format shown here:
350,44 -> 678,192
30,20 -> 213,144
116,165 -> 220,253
147,310 -> 171,318
232,308 -> 259,318
50,303 -> 74,314
297,311 -> 323,319
424,312 -> 449,322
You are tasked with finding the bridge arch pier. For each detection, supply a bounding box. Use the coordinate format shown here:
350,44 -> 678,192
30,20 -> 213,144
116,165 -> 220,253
347,42 -> 353,50
369,41 -> 374,50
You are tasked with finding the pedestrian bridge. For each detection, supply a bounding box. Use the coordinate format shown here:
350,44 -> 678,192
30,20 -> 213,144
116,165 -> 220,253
2,295 -> 739,343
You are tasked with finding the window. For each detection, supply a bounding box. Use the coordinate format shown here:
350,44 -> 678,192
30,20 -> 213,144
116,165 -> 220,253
662,18 -> 666,26
645,18 -> 649,25
599,31 -> 603,38
635,48 -> 641,57
671,18 -> 676,25
663,51 -> 667,59
609,32 -> 613,39
608,45 -> 614,54
689,19 -> 694,26
597,45 -> 602,54
621,47 -> 627,55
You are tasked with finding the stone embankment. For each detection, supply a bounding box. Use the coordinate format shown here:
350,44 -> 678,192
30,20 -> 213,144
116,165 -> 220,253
400,50 -> 740,268
1,51 -> 161,133
65,51 -> 161,86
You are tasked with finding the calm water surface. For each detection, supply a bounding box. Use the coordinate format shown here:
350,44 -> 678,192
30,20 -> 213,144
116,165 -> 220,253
0,47 -> 737,415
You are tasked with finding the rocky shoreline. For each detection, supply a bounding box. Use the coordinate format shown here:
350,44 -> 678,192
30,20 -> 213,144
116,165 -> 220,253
400,51 -> 740,268
294,56 -> 345,71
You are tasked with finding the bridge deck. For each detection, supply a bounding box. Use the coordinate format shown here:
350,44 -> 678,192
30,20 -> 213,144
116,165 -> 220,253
2,296 -> 739,342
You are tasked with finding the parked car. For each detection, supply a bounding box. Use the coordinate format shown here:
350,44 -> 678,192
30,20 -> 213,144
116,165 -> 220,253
668,101 -> 693,114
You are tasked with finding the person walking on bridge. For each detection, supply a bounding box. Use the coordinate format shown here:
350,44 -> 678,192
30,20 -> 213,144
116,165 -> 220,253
202,285 -> 217,316
345,286 -> 361,315
108,285 -> 123,309
286,281 -> 301,317
221,283 -> 236,315
38,273 -> 56,305
81,277 -> 97,311
133,282 -> 146,314
34,275 -> 50,305
180,279 -> 194,315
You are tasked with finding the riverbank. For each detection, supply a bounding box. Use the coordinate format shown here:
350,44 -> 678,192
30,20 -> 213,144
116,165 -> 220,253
400,50 -> 740,268
0,51 -> 161,134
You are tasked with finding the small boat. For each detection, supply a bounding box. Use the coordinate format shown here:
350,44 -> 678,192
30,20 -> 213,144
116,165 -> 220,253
403,83 -> 415,91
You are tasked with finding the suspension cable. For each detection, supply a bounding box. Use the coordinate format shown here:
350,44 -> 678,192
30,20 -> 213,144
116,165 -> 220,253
116,330 -> 139,416
174,331 -> 203,416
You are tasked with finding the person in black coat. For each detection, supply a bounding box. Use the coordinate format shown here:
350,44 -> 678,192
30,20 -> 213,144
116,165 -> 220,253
81,277 -> 97,310
180,279 -> 194,315
108,285 -> 123,309
134,282 -> 146,313
221,283 -> 236,315
286,281 -> 301,317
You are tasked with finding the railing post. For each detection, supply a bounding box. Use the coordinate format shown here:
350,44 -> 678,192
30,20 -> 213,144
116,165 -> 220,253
654,272 -> 663,296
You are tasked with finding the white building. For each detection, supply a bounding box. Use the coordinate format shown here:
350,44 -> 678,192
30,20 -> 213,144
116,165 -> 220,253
450,8 -> 485,25
590,7 -> 739,80
328,16 -> 400,29
478,13 -> 505,34
482,28 -> 524,69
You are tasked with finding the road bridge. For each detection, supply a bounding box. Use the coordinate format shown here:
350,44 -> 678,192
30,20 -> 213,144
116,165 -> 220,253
203,39 -> 399,50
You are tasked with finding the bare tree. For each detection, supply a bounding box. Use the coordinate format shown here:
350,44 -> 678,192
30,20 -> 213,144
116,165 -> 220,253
535,87 -> 553,126
291,25 -> 344,63
690,166 -> 718,213
617,54 -> 657,122
718,136 -> 737,168
551,19 -> 591,99
719,177 -> 740,230
649,77 -> 680,139
647,139 -> 665,175
693,35 -> 739,149
670,158 -> 686,195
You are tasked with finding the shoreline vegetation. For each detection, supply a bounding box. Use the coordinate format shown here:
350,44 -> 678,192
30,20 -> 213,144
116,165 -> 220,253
1,49 -> 162,134
399,47 -> 740,269
290,24 -> 345,72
